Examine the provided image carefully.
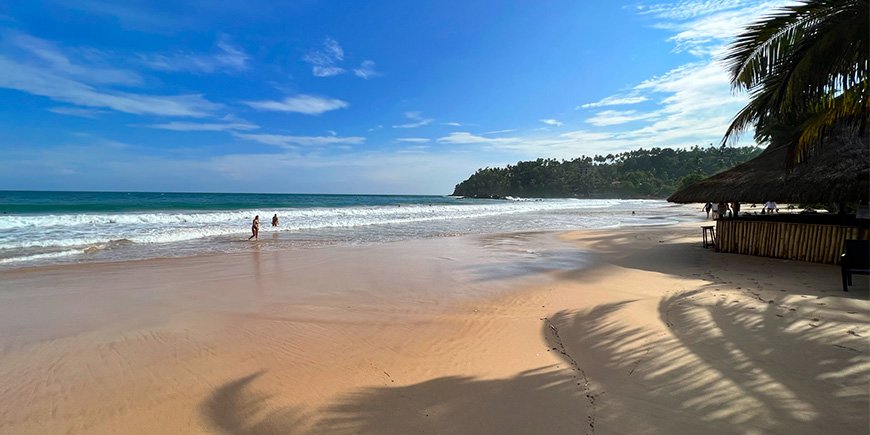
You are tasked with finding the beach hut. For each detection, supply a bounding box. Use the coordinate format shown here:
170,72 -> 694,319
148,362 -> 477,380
668,134 -> 870,264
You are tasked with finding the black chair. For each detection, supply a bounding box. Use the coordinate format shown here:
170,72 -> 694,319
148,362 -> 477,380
841,240 -> 870,292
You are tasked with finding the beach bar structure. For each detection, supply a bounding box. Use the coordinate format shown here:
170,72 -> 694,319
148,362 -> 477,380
668,135 -> 869,264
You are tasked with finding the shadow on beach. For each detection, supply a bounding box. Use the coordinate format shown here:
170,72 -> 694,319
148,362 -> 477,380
201,229 -> 867,434
560,230 -> 868,299
544,295 -> 868,434
201,371 -> 308,435
203,367 -> 586,434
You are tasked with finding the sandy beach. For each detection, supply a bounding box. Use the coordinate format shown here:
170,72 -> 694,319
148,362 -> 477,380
0,223 -> 867,434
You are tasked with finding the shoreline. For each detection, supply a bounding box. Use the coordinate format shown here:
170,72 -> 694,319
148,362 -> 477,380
0,223 -> 866,433
0,198 -> 698,270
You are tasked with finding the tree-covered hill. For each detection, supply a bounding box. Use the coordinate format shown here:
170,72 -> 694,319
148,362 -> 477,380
452,145 -> 762,199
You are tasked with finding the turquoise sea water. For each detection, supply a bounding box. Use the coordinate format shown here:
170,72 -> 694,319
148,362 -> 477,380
0,191 -> 464,214
0,191 -> 702,268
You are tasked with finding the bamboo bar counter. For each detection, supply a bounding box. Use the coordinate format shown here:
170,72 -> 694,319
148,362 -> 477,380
715,215 -> 870,264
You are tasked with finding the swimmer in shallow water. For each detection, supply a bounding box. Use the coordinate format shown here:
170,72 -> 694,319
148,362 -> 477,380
272,213 -> 279,227
248,215 -> 259,240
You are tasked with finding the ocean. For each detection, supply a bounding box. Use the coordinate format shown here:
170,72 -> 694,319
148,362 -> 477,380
0,191 -> 701,269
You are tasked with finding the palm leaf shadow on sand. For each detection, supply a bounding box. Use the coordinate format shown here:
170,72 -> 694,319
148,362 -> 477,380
203,367 -> 589,434
546,293 -> 869,434
311,367 -> 588,434
201,371 -> 308,435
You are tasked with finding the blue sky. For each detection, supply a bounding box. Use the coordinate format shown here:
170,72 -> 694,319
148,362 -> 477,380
0,0 -> 787,194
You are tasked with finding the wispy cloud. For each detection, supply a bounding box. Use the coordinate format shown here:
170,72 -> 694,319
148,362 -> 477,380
436,132 -> 520,146
396,137 -> 430,143
353,60 -> 380,79
243,94 -> 349,115
140,36 -> 249,73
304,37 -> 346,77
585,109 -> 658,126
635,0 -> 752,20
393,111 -> 433,129
0,32 -> 221,117
660,1 -> 782,55
578,95 -> 649,109
540,119 -> 563,127
234,133 -> 365,148
146,118 -> 258,131
56,0 -> 180,33
0,56 -> 220,117
483,129 -> 517,135
48,106 -> 109,118
5,33 -> 142,86
442,122 -> 463,127
559,0 -> 791,152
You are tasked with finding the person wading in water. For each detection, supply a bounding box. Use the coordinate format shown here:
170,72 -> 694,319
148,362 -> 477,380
248,215 -> 260,240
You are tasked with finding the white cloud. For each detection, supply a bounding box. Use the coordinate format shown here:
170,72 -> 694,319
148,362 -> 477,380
304,37 -> 346,77
661,2 -> 784,55
234,132 -> 365,148
554,1 -> 791,153
392,111 -> 434,129
0,55 -> 220,117
585,109 -> 658,126
442,122 -> 463,126
55,0 -> 179,33
146,120 -> 258,131
353,60 -> 381,79
540,119 -> 563,127
436,132 -> 520,145
140,36 -> 249,73
312,66 -> 346,77
244,94 -> 349,115
367,125 -> 383,132
0,33 -> 221,117
636,0 -> 752,20
483,129 -> 517,135
48,106 -> 109,118
396,137 -> 430,143
578,95 -> 649,109
5,33 -> 142,86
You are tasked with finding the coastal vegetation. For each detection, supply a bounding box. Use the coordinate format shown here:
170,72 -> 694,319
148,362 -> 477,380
722,0 -> 868,163
452,145 -> 762,199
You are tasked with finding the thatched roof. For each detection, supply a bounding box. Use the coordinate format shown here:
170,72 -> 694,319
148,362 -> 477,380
668,134 -> 869,204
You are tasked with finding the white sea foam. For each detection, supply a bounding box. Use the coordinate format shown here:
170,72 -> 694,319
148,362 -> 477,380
0,199 -> 696,268
0,249 -> 83,265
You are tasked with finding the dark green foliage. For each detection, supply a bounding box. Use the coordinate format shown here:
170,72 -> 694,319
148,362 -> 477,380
722,0 -> 869,162
452,145 -> 762,198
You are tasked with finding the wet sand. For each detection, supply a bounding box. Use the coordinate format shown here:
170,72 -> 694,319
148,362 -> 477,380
0,224 -> 866,434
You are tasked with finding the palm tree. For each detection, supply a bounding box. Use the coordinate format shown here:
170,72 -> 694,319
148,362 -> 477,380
722,0 -> 869,163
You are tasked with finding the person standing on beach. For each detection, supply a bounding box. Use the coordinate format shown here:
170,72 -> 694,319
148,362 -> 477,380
248,215 -> 260,240
703,202 -> 713,219
271,213 -> 279,227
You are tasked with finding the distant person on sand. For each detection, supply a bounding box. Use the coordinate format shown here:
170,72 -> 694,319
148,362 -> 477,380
271,213 -> 279,227
711,202 -> 719,219
764,201 -> 778,214
703,202 -> 712,219
248,215 -> 260,240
